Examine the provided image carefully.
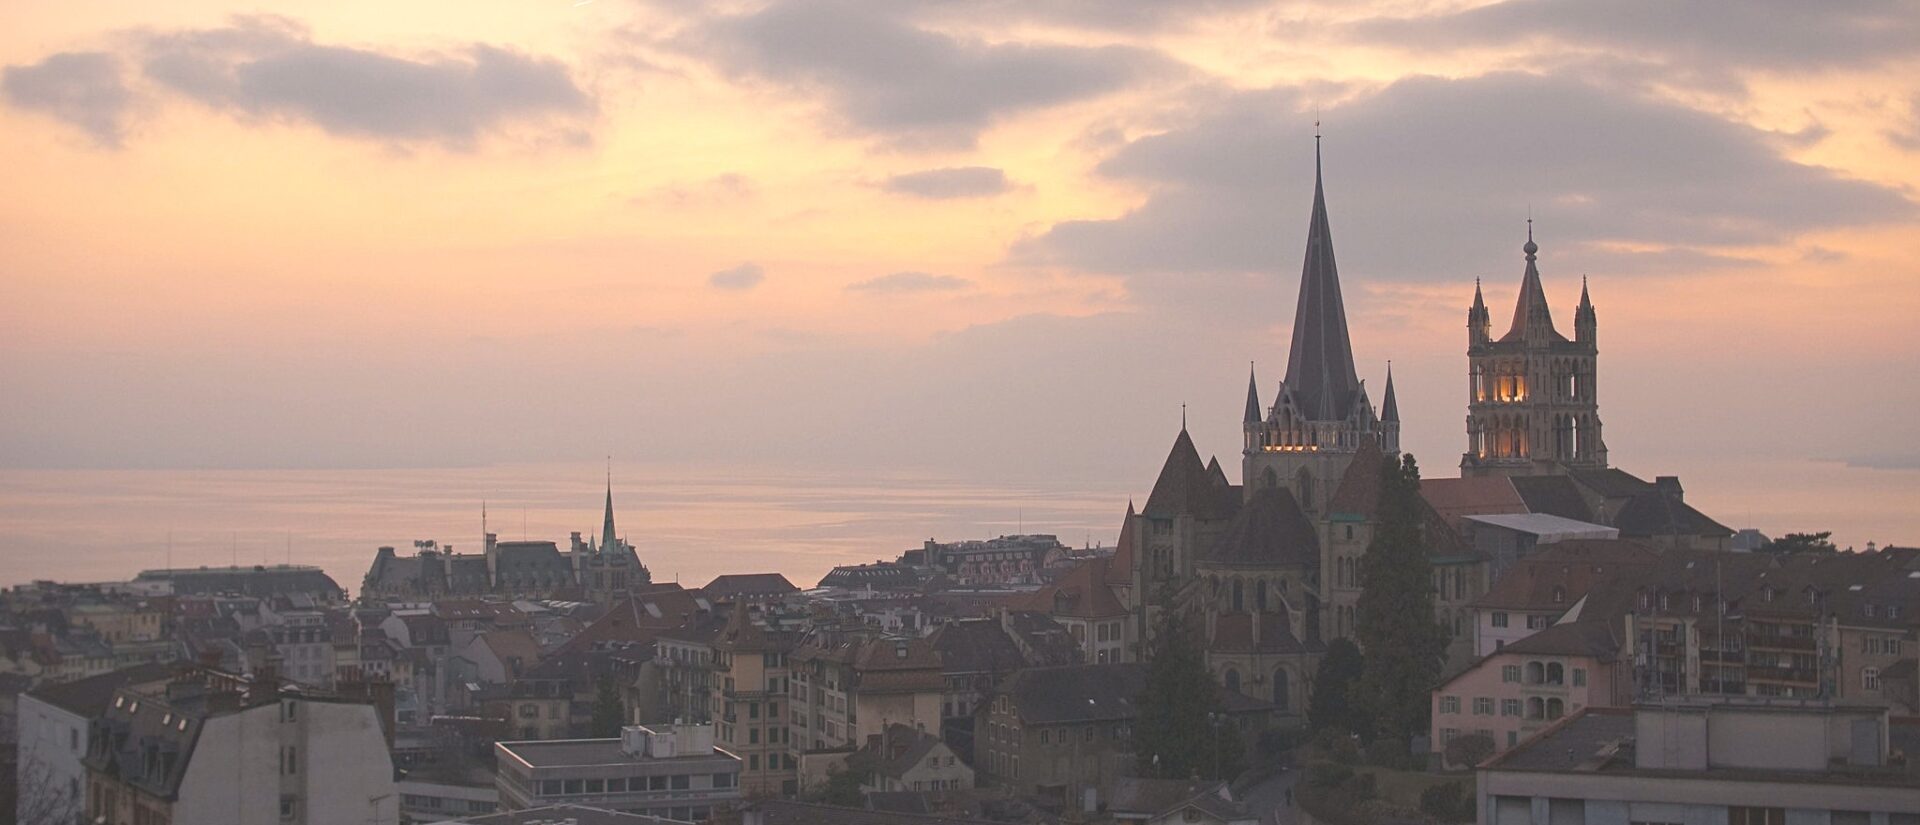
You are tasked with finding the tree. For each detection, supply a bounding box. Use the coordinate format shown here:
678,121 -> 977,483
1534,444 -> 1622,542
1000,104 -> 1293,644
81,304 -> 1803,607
1135,609 -> 1236,779
1760,531 -> 1838,555
1352,454 -> 1449,747
1442,733 -> 1495,770
1307,638 -> 1364,734
12,747 -> 82,825
590,678 -> 626,738
809,764 -> 865,807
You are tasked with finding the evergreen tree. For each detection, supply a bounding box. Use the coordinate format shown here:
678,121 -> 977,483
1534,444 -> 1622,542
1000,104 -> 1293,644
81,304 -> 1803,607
590,678 -> 626,738
1306,638 -> 1364,734
1352,454 -> 1449,747
1135,609 -> 1233,779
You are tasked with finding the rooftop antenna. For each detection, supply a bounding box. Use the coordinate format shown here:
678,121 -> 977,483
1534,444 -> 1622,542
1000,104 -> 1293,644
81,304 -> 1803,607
1181,403 -> 1187,430
231,532 -> 237,567
166,530 -> 173,572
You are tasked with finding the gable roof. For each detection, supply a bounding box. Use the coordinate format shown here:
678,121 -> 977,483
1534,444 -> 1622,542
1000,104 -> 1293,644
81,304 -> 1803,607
1003,557 -> 1128,619
1107,502 -> 1137,588
1327,438 -> 1386,518
1143,429 -> 1238,520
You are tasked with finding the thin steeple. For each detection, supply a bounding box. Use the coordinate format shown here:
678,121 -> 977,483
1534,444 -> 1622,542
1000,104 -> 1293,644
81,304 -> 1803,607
1284,132 -> 1362,421
1381,362 -> 1399,423
600,464 -> 618,555
1244,362 -> 1262,424
1502,220 -> 1559,341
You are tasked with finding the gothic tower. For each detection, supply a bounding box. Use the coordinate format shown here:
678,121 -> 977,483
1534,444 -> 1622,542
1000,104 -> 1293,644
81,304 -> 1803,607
1243,138 -> 1393,515
1461,227 -> 1606,477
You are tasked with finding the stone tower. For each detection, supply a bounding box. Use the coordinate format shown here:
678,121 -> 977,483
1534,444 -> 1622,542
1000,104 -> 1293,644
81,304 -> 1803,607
1461,227 -> 1606,477
1243,138 -> 1393,515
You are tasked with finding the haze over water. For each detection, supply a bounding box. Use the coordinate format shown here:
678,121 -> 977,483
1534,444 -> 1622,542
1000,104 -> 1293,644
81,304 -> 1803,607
2,456 -> 1914,592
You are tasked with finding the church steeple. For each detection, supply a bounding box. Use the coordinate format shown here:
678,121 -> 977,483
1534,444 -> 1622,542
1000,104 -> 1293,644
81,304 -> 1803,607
1283,134 -> 1361,421
1503,223 -> 1560,342
1575,275 -> 1596,345
600,472 -> 618,555
1468,278 -> 1491,346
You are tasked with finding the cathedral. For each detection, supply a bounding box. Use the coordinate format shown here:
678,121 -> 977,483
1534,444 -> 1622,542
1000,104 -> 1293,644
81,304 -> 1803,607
1117,138 -> 1396,716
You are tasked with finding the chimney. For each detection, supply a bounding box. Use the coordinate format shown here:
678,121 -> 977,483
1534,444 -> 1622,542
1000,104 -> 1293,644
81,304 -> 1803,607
1654,476 -> 1683,503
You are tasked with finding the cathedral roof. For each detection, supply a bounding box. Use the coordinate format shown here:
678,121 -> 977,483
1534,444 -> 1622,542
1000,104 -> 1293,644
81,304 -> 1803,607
1283,139 -> 1363,421
1500,227 -> 1568,343
1202,486 -> 1318,569
1327,438 -> 1386,518
1142,428 -> 1237,520
1107,502 -> 1137,588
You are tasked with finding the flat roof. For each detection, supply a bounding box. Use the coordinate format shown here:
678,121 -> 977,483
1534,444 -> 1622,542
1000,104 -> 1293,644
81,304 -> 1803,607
1463,513 -> 1618,540
496,738 -> 738,769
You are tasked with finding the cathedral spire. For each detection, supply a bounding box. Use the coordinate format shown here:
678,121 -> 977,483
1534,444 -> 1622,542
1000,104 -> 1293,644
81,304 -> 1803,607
1244,362 -> 1262,424
600,468 -> 618,555
1284,133 -> 1361,421
1381,362 -> 1399,423
1502,222 -> 1558,341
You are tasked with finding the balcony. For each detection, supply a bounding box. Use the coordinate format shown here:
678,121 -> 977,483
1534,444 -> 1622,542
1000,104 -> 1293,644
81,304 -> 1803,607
1748,635 -> 1816,652
1699,650 -> 1744,663
1746,666 -> 1818,683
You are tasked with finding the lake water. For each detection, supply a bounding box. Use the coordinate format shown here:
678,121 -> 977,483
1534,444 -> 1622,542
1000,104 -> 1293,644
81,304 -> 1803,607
0,461 -> 1131,591
0,457 -> 1912,592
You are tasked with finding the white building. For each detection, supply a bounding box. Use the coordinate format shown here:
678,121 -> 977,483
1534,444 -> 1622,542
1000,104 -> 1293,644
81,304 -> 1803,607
14,664 -> 173,825
84,670 -> 397,825
1478,698 -> 1920,824
495,723 -> 741,822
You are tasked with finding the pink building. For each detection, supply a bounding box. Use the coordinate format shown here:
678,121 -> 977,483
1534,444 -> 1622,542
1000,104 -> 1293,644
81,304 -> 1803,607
1429,619 -> 1631,764
1469,539 -> 1656,657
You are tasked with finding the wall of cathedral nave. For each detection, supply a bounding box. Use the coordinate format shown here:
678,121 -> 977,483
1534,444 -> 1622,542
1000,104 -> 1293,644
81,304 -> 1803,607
1320,518 -> 1371,641
1209,652 -> 1312,717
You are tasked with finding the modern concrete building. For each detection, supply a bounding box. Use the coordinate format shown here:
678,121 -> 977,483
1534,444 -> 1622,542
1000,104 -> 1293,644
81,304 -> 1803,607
1477,699 -> 1920,824
494,723 -> 741,822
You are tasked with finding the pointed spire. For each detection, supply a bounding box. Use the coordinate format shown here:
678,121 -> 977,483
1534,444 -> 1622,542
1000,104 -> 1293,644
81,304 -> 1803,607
1244,362 -> 1262,425
1381,362 -> 1399,423
1502,222 -> 1559,341
600,465 -> 618,555
1578,275 -> 1593,313
1285,132 -> 1362,422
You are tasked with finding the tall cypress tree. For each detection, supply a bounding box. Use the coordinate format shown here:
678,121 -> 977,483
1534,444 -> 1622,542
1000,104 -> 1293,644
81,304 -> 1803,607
1352,453 -> 1448,747
1307,638 -> 1364,734
590,678 -> 627,738
1135,609 -> 1232,779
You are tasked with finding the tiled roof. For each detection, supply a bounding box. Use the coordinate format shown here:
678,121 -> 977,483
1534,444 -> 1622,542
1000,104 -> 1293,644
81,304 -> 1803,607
1498,620 -> 1619,659
1327,438 -> 1385,517
1143,429 -> 1238,520
26,662 -> 176,717
1202,486 -> 1317,569
701,573 -> 799,599
1001,557 -> 1127,619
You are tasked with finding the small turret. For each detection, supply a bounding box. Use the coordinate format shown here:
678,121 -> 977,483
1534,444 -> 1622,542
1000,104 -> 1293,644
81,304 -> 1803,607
1575,275 -> 1596,347
1468,278 -> 1491,346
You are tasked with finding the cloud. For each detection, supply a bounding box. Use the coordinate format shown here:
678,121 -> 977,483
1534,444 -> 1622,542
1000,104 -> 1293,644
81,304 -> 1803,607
1014,73 -> 1914,291
2,52 -> 133,147
708,262 -> 766,290
881,166 -> 1011,198
847,271 -> 972,293
136,16 -> 592,147
1347,0 -> 1920,73
684,0 -> 1171,146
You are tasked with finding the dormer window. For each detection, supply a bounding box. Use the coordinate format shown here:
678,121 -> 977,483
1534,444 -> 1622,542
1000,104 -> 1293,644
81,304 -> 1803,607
1552,586 -> 1567,605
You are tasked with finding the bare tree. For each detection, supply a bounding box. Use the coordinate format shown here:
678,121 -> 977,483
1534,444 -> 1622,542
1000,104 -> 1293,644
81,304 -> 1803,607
12,745 -> 82,825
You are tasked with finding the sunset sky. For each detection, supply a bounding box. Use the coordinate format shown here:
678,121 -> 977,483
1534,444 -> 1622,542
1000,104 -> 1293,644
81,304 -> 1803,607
4,0 -> 1919,559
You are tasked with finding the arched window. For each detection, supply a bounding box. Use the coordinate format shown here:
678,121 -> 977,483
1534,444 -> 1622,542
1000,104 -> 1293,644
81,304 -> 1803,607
1296,468 -> 1314,510
1262,468 -> 1279,489
1223,668 -> 1241,693
1546,663 -> 1565,685
1273,669 -> 1290,710
1232,579 -> 1244,612
1526,661 -> 1545,685
1255,580 -> 1268,612
1546,698 -> 1564,720
1527,697 -> 1544,720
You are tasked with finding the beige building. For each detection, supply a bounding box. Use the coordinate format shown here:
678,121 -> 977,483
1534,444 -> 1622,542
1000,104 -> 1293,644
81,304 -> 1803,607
1430,620 -> 1630,761
1478,699 -> 1920,824
847,723 -> 973,793
710,604 -> 795,796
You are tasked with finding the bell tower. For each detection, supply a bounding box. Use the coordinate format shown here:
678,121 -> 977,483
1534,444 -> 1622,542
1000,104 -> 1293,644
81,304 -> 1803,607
1461,227 -> 1606,477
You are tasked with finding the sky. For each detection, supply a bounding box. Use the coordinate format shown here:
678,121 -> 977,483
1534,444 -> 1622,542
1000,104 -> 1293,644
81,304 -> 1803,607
3,0 -> 1919,566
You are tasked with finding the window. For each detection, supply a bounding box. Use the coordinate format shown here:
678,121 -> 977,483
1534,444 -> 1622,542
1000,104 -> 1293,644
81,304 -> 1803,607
1440,695 -> 1460,714
282,746 -> 298,775
1473,697 -> 1494,716
1527,615 -> 1551,630
1501,699 -> 1521,717
671,774 -> 690,790
1728,807 -> 1785,825
1572,668 -> 1587,687
1492,612 -> 1509,628
1865,667 -> 1882,691
1501,665 -> 1521,683
749,755 -> 759,770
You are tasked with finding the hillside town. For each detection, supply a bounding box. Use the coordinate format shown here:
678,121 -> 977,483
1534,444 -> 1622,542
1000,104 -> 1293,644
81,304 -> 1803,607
7,149 -> 1918,825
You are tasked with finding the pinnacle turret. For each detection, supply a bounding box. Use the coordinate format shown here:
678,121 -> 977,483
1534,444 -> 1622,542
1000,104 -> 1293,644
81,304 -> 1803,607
1381,363 -> 1399,423
1243,363 -> 1262,425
